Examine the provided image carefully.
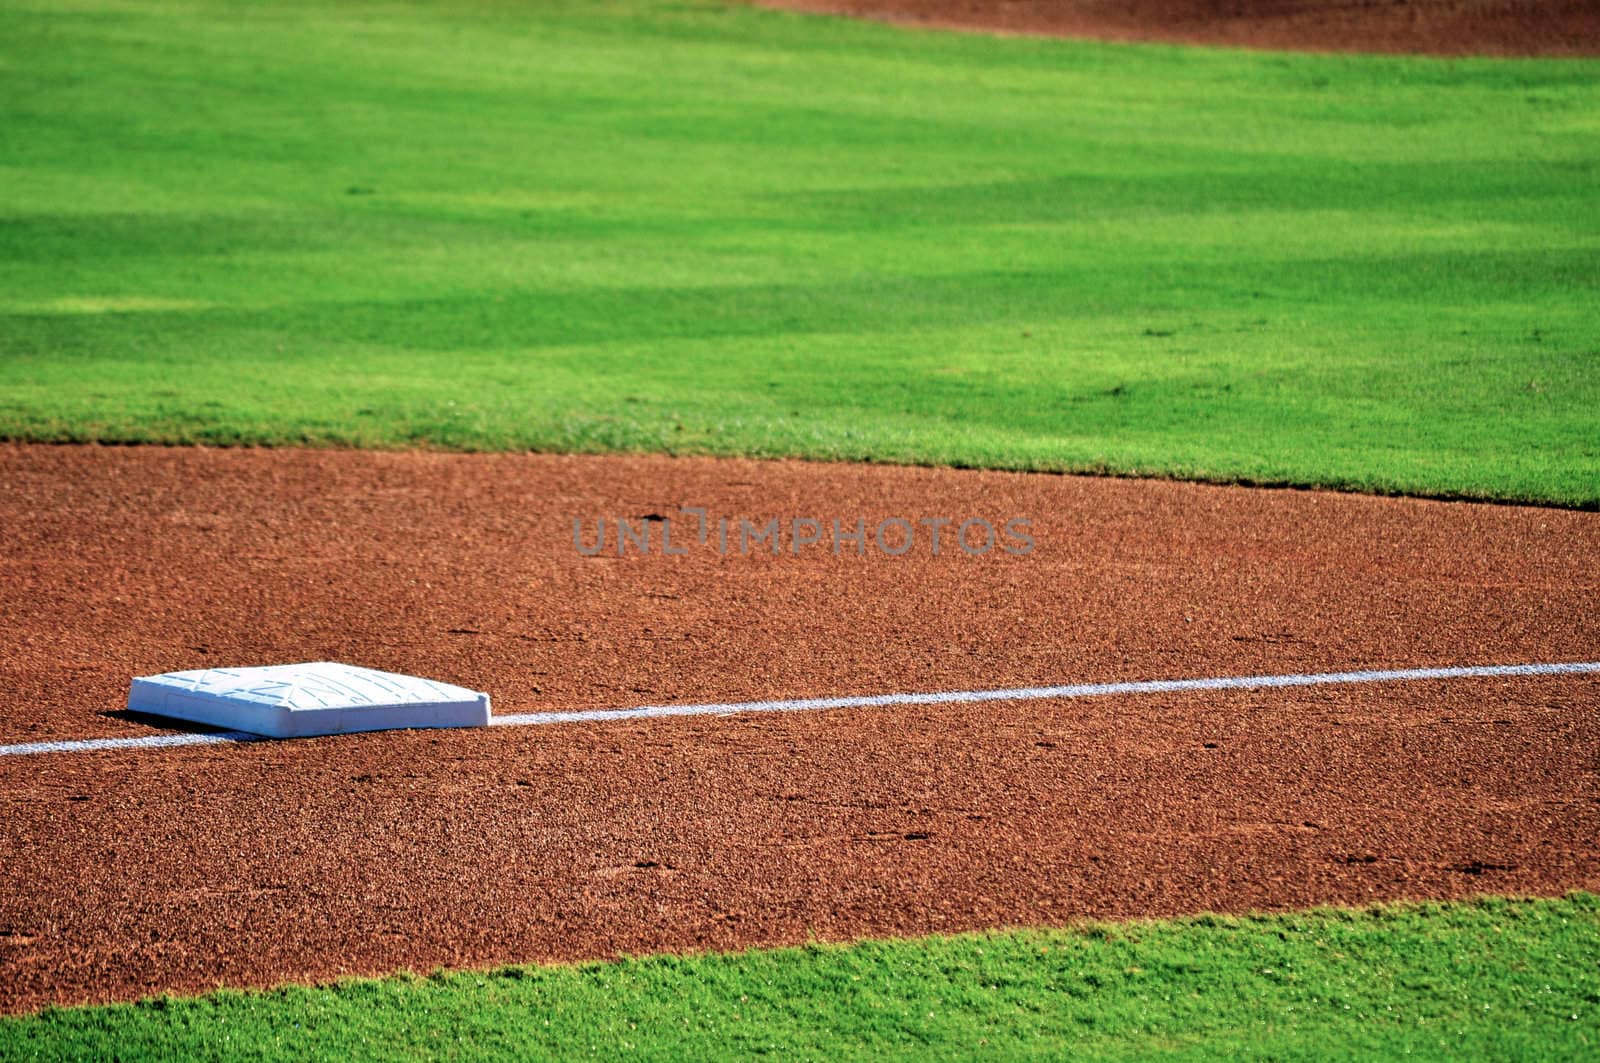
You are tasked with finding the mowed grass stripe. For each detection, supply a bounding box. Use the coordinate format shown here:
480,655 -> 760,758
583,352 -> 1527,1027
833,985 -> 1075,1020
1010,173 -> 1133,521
2,895 -> 1596,1059
2,0 -> 1598,504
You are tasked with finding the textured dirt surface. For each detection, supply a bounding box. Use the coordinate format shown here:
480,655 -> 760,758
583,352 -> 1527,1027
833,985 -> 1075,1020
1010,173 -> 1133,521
755,0 -> 1600,56
1,444 -> 1597,1011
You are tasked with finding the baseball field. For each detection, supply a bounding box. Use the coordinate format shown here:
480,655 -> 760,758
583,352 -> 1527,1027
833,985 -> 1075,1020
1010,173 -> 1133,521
1,0 -> 1597,1058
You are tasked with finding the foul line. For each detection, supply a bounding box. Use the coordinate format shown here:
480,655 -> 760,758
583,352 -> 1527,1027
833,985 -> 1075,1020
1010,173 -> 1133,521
3,660 -> 1597,759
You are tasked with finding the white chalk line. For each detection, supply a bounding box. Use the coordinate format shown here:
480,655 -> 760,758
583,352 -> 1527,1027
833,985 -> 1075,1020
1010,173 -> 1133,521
3,660 -> 1597,759
0,729 -> 264,756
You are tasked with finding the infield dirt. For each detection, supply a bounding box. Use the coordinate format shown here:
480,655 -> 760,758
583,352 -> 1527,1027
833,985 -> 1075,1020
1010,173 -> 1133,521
1,444 -> 1596,1011
754,0 -> 1600,56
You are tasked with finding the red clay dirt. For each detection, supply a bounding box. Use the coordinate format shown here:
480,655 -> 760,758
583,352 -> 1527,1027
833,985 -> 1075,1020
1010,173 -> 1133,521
753,0 -> 1600,57
0,444 -> 1597,1012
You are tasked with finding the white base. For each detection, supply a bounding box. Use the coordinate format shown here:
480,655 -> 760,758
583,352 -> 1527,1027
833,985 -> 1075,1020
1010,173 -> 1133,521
128,662 -> 491,738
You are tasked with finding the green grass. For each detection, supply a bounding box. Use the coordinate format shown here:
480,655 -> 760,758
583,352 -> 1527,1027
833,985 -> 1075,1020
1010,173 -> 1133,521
2,0 -> 1598,504
3,895 -> 1596,1060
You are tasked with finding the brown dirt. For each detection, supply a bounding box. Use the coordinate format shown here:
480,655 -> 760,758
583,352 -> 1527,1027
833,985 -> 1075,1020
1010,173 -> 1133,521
0,443 -> 1597,1012
753,0 -> 1600,57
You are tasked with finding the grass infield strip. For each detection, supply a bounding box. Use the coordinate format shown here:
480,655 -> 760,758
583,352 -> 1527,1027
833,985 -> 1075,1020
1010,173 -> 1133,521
2,895 -> 1596,1060
3,0 -> 1598,505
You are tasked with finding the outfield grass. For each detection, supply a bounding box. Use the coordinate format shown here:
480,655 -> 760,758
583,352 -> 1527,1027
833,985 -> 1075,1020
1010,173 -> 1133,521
2,0 -> 1597,504
2,895 -> 1596,1060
